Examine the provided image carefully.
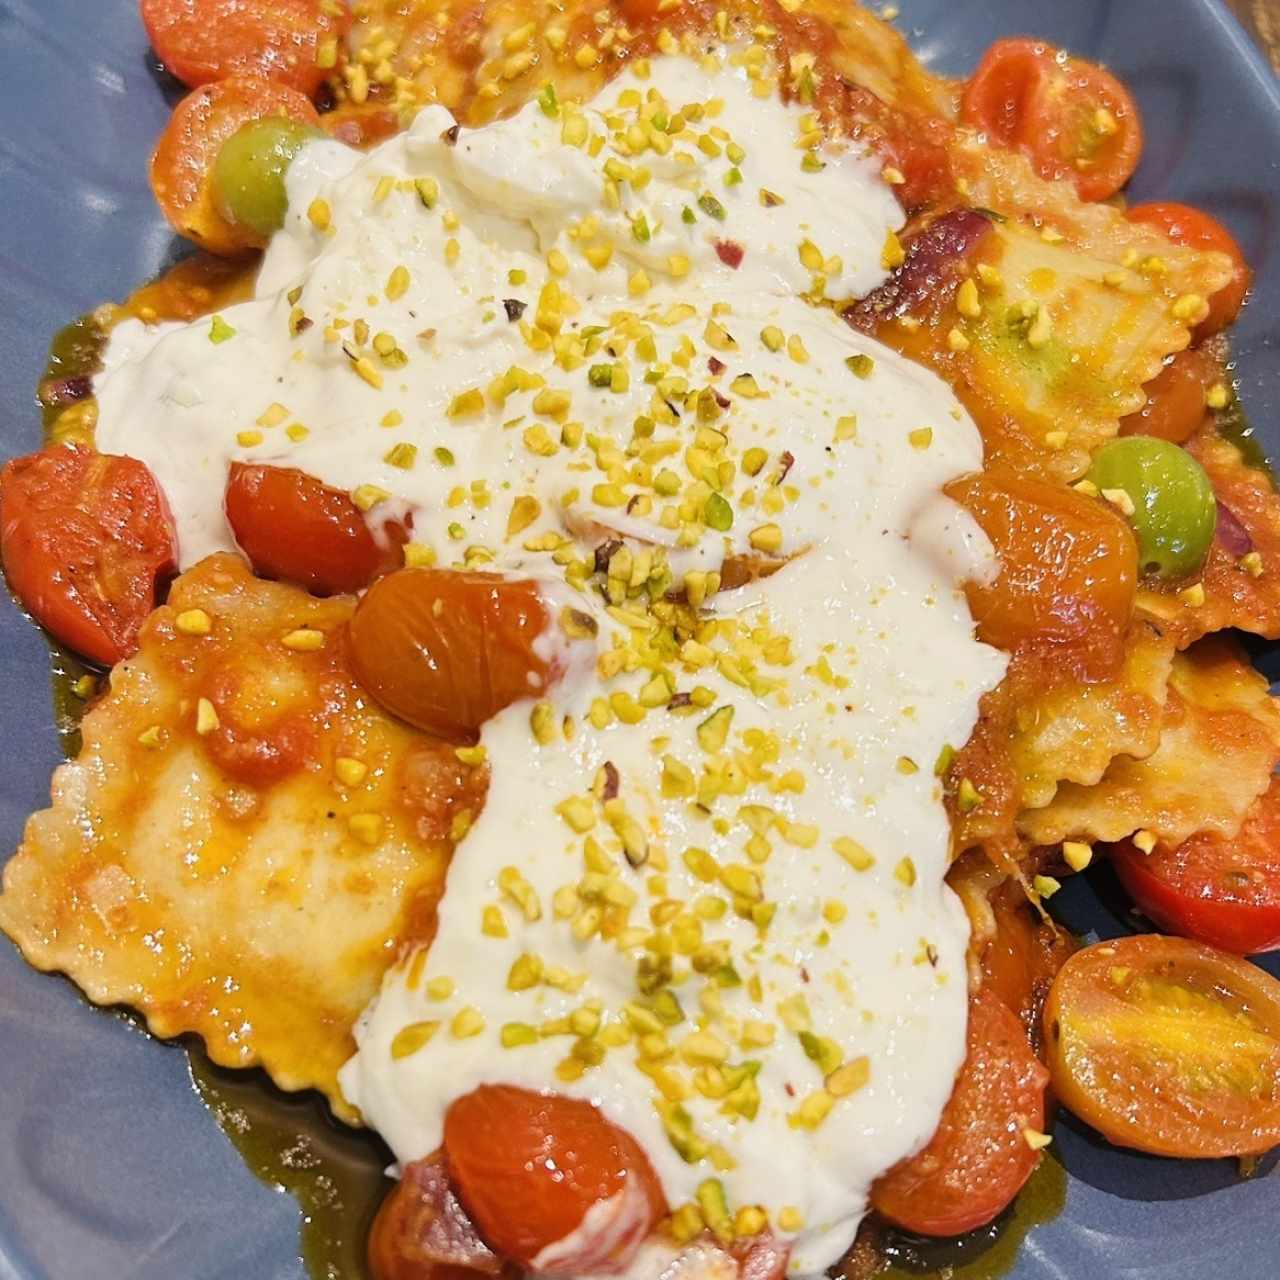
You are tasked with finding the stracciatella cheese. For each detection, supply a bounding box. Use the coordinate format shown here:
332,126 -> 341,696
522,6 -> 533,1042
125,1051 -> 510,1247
96,54 -> 1007,1277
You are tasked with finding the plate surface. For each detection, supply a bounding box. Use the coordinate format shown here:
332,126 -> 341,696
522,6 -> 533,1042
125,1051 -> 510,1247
0,1 -> 1278,1277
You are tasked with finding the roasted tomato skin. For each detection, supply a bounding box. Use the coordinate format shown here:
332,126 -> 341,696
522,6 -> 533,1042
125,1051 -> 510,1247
1113,778 -> 1280,954
950,470 -> 1139,680
443,1086 -> 666,1273
870,988 -> 1048,1237
369,1153 -> 507,1280
0,445 -> 177,667
348,569 -> 561,740
1044,934 -> 1280,1157
225,462 -> 406,596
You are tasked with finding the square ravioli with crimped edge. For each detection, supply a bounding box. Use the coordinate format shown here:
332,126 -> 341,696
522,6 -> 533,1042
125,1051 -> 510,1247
1018,634 -> 1280,849
0,554 -> 484,1120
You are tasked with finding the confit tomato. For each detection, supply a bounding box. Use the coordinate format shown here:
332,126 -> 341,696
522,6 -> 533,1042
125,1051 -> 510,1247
141,0 -> 350,96
225,462 -> 407,596
1044,934 -> 1280,1157
443,1086 -> 666,1274
961,39 -> 1143,201
151,76 -> 319,255
1127,202 -> 1252,337
870,988 -> 1048,1237
950,470 -> 1139,680
1113,777 -> 1280,955
347,569 -> 564,740
0,446 -> 176,666
1118,348 -> 1220,445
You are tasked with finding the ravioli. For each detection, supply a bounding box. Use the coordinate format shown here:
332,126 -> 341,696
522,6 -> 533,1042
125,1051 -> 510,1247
0,555 -> 483,1119
1018,635 -> 1280,848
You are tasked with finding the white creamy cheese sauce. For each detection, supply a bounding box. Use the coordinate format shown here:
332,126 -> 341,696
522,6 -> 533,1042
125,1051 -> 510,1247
95,54 -> 1007,1278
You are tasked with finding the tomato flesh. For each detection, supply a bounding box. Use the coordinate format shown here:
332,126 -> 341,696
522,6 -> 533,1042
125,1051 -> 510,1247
1126,202 -> 1252,337
950,470 -> 1138,680
369,1152 -> 507,1280
141,0 -> 350,96
870,988 -> 1048,1237
961,39 -> 1143,201
1113,778 -> 1280,955
347,568 -> 562,741
151,77 -> 320,256
225,462 -> 406,596
1044,934 -> 1280,1157
1119,348 -> 1219,445
443,1086 -> 665,1273
0,446 -> 177,667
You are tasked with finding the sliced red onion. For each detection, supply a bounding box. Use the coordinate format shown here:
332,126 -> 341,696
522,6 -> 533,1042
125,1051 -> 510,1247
1215,501 -> 1253,556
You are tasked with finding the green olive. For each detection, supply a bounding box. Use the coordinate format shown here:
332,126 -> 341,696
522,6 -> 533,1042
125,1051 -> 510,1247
1086,436 -> 1217,579
213,118 -> 321,238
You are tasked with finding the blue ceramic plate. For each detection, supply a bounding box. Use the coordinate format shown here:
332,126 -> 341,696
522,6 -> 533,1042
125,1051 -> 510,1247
1,2 -> 1278,1277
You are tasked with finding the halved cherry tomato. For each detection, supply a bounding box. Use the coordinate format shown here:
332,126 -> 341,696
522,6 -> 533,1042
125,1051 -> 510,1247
871,988 -> 1048,1237
962,39 -> 1143,200
1113,778 -> 1280,955
140,0 -> 350,96
1118,348 -> 1219,444
151,77 -> 320,256
443,1086 -> 666,1273
959,38 -> 1052,147
347,569 -> 562,740
0,446 -> 176,667
225,462 -> 406,596
1044,934 -> 1280,1157
368,1153 -> 507,1280
949,470 -> 1139,680
1127,202 -> 1252,337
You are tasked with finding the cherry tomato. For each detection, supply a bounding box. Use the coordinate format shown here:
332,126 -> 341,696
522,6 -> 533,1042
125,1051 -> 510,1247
0,446 -> 176,666
151,77 -> 320,256
1119,348 -> 1219,445
225,463 -> 406,596
949,470 -> 1139,680
347,569 -> 562,740
871,988 -> 1048,1237
959,38 -> 1053,147
1044,934 -> 1280,1156
962,39 -> 1143,201
443,1086 -> 666,1272
140,0 -> 350,96
979,881 -> 1077,1046
1127,202 -> 1252,337
369,1153 -> 507,1280
1113,779 -> 1280,955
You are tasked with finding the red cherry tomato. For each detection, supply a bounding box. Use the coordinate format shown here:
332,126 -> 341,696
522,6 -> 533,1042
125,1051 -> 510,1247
347,569 -> 564,740
1126,201 -> 1252,336
1113,778 -> 1280,954
368,1153 -> 507,1280
0,446 -> 176,666
224,462 -> 406,596
962,39 -> 1143,200
1118,348 -> 1219,444
443,1086 -> 666,1273
870,988 -> 1048,1237
1044,935 -> 1280,1157
140,0 -> 350,96
151,77 -> 320,256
